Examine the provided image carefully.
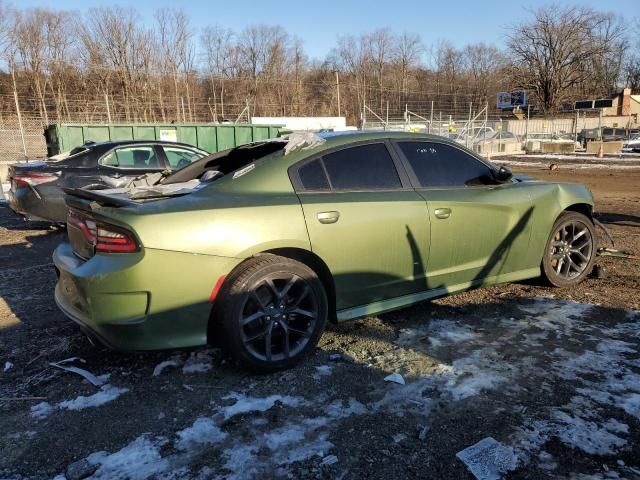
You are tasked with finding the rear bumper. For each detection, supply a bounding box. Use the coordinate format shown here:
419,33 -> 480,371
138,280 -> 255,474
8,185 -> 67,222
53,241 -> 242,350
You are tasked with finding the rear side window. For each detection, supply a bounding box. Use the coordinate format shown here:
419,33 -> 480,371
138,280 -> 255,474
101,146 -> 161,169
163,147 -> 203,170
299,159 -> 330,190
397,142 -> 493,187
321,143 -> 401,190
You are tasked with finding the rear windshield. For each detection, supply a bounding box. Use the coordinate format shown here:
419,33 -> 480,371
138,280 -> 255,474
161,141 -> 287,185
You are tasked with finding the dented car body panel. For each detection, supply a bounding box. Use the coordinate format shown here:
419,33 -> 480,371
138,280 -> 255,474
53,131 -> 595,351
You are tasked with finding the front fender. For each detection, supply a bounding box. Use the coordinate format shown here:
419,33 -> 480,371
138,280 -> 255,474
525,182 -> 595,266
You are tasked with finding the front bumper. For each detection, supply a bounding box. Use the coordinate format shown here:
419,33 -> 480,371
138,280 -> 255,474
53,241 -> 242,350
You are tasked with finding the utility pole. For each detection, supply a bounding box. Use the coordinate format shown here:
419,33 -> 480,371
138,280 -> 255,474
429,101 -> 434,134
11,63 -> 28,162
335,71 -> 341,117
105,93 -> 112,123
386,101 -> 389,130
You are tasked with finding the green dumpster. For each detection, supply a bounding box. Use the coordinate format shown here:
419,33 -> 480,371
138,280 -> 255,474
44,123 -> 284,157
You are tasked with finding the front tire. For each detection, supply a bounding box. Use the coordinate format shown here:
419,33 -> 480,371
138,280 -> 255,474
541,211 -> 596,287
216,255 -> 328,372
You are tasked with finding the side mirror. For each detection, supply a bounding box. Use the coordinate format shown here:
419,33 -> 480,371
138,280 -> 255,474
495,165 -> 513,183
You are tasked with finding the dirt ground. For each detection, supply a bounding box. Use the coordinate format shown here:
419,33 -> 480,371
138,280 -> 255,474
0,163 -> 639,480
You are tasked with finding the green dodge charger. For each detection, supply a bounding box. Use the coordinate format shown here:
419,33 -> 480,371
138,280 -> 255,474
53,131 -> 597,371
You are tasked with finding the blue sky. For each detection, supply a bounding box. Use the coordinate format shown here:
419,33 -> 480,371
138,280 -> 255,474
14,0 -> 640,60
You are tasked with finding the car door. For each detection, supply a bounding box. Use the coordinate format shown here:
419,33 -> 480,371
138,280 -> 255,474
162,145 -> 207,170
291,141 -> 431,312
97,145 -> 166,188
392,140 -> 534,290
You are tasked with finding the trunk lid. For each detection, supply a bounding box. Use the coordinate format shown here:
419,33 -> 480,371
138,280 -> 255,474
63,181 -> 202,259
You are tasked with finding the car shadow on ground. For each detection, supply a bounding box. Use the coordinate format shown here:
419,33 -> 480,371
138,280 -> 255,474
596,212 -> 640,228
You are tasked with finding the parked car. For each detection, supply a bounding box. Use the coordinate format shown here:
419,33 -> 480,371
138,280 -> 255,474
473,131 -> 522,152
622,133 -> 640,152
54,131 -> 597,372
524,132 -> 580,152
7,140 -> 208,222
578,127 -> 640,147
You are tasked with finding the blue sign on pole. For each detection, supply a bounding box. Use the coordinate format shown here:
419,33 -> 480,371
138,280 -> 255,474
497,91 -> 528,109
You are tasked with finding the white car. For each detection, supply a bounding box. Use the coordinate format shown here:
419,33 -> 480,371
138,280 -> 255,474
622,133 -> 640,152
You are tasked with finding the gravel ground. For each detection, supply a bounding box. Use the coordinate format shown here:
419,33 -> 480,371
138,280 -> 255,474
0,164 -> 639,480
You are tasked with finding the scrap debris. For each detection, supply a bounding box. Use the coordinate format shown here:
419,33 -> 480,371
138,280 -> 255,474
597,247 -> 638,260
320,455 -> 338,466
456,437 -> 518,480
383,373 -> 406,385
283,132 -> 326,155
49,358 -> 107,388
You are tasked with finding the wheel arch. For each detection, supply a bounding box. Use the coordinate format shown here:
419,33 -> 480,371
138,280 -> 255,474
207,247 -> 337,346
563,202 -> 593,220
262,247 -> 337,324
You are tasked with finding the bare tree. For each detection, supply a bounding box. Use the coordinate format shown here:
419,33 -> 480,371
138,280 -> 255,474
201,25 -> 235,119
462,43 -> 507,106
81,7 -> 154,121
369,28 -> 394,110
508,6 -> 627,113
392,32 -> 423,105
433,40 -> 464,114
624,19 -> 640,92
155,8 -> 195,121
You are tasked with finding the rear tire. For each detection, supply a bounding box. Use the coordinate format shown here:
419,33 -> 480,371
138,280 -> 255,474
541,211 -> 596,287
215,255 -> 328,372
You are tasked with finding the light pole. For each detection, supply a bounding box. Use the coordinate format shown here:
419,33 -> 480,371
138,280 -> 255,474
334,70 -> 341,117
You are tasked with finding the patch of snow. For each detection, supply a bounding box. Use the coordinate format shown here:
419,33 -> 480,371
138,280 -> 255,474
86,435 -> 169,480
393,433 -> 407,443
552,412 -> 628,455
175,418 -> 227,451
58,385 -> 129,411
264,424 -> 307,450
31,402 -> 54,420
325,397 -> 368,418
445,350 -> 513,401
456,437 -> 518,480
399,320 -> 477,349
536,451 -> 557,471
181,362 -> 211,374
182,351 -> 214,374
221,444 -> 259,479
220,393 -> 307,419
31,385 -> 129,419
312,364 -> 333,380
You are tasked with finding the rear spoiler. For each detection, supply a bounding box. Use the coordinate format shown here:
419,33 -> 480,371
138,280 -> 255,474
63,187 -> 139,211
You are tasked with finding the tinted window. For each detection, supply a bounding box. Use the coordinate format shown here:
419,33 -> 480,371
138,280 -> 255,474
321,143 -> 401,190
102,146 -> 161,169
299,159 -> 330,190
398,142 -> 493,187
163,147 -> 203,170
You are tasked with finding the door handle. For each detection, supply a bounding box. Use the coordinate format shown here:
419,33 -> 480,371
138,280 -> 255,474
317,211 -> 340,224
434,208 -> 452,219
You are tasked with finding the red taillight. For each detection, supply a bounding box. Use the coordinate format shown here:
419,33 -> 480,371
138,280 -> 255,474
12,172 -> 57,188
67,211 -> 139,254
